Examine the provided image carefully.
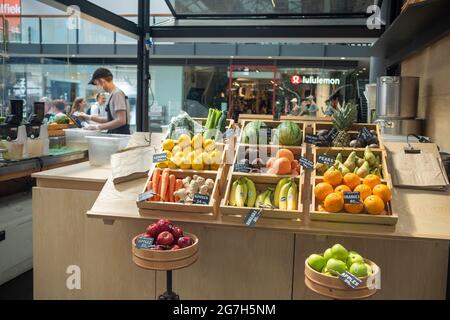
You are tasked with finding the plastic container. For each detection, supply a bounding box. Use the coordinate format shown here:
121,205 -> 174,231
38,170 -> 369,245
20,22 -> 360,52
63,128 -> 101,150
2,141 -> 25,161
86,134 -> 131,167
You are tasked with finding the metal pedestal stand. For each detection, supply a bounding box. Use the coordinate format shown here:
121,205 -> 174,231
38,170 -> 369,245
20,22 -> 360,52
159,270 -> 179,300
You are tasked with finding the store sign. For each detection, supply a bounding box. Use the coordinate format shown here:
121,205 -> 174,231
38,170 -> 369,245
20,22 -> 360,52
0,0 -> 21,36
290,74 -> 341,86
193,193 -> 210,205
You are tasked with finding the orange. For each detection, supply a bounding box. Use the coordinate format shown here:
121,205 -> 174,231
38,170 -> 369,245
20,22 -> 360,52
363,174 -> 382,190
323,168 -> 343,188
344,202 -> 364,214
353,184 -> 372,201
276,149 -> 294,162
314,182 -> 334,201
317,204 -> 327,212
343,173 -> 361,190
335,185 -> 351,197
364,195 -> 385,215
372,184 -> 392,203
324,192 -> 344,213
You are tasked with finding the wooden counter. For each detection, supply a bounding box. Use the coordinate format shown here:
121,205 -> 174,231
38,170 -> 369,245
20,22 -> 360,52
33,133 -> 450,299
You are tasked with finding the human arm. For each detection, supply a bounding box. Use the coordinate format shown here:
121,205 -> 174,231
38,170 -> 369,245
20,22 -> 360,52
84,110 -> 126,130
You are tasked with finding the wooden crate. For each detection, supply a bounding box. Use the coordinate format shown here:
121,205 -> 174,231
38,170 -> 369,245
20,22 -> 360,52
238,119 -> 306,147
309,147 -> 397,226
312,122 -> 383,150
280,115 -> 333,122
238,114 -> 273,126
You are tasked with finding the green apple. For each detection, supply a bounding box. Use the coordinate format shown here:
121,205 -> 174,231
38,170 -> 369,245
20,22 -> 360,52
349,250 -> 360,256
349,262 -> 369,278
323,248 -> 332,261
326,258 -> 347,274
307,254 -> 326,272
321,267 -> 329,273
365,263 -> 373,275
331,244 -> 349,262
346,253 -> 364,268
322,272 -> 334,277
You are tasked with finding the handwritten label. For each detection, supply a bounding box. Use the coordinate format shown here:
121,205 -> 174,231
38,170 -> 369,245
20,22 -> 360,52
135,236 -> 155,249
299,157 -> 314,169
244,208 -> 263,227
339,270 -> 363,289
318,155 -> 335,166
234,163 -> 251,173
343,192 -> 361,204
153,153 -> 168,163
359,127 -> 374,141
305,134 -> 321,145
137,190 -> 156,202
193,193 -> 210,205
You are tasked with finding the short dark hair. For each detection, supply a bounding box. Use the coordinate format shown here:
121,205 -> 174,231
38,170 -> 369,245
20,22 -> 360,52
88,67 -> 113,85
95,92 -> 106,101
54,100 -> 66,112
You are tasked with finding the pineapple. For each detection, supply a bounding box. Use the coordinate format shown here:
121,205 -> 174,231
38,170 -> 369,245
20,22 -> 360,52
331,102 -> 358,147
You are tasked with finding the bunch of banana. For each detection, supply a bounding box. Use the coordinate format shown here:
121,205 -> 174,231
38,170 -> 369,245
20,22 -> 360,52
273,177 -> 298,210
229,177 -> 257,207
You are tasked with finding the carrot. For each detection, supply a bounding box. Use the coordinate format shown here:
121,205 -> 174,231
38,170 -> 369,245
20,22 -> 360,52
168,174 -> 176,202
160,169 -> 170,202
152,168 -> 162,193
174,179 -> 183,202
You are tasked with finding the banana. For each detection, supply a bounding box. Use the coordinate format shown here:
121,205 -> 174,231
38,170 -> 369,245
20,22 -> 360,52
263,188 -> 274,208
235,179 -> 247,207
278,182 -> 292,210
287,181 -> 298,210
273,177 -> 291,208
255,190 -> 268,208
229,179 -> 239,206
243,177 -> 257,207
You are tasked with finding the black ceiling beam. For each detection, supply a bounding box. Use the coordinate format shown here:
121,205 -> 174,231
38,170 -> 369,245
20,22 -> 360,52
37,0 -> 139,39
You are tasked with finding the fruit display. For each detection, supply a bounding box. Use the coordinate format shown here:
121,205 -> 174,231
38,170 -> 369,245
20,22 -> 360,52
228,177 -> 298,211
240,120 -> 303,146
135,219 -> 194,251
314,172 -> 392,215
331,102 -> 358,147
146,168 -> 214,205
306,244 -> 374,278
159,133 -> 223,170
316,146 -> 384,179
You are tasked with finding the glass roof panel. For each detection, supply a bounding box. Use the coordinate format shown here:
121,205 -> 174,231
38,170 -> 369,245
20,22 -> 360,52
164,0 -> 382,18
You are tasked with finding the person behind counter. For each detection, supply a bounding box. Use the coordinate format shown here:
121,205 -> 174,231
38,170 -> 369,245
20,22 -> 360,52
79,68 -> 130,134
69,97 -> 87,116
88,92 -> 107,117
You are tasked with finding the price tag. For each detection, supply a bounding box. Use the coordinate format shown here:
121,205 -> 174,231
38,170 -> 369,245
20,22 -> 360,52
339,270 -> 363,289
153,152 -> 168,163
244,208 -> 263,227
325,128 -> 338,143
234,163 -> 251,173
135,236 -> 155,249
359,127 -> 374,141
299,157 -> 314,169
137,190 -> 156,202
343,192 -> 361,204
193,193 -> 210,205
318,155 -> 335,166
305,134 -> 321,145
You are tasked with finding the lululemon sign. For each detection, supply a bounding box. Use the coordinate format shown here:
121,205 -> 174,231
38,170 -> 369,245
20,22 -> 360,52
290,74 -> 341,86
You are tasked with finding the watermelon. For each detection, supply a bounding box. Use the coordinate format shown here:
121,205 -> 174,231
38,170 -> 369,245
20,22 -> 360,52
274,122 -> 303,146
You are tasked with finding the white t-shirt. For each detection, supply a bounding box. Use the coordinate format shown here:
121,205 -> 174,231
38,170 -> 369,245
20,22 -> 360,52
90,102 -> 107,117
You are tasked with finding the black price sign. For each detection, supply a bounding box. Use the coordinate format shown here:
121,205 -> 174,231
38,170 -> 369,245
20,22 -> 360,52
325,128 -> 338,143
343,192 -> 361,204
359,127 -> 374,141
137,190 -> 156,202
339,270 -> 363,289
135,236 -> 155,249
234,163 -> 251,173
153,153 -> 168,163
318,155 -> 335,166
193,193 -> 210,205
244,208 -> 263,227
299,157 -> 314,169
305,134 -> 321,145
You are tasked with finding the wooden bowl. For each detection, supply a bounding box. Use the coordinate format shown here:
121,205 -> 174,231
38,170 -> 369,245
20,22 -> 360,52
304,259 -> 379,300
132,233 -> 199,271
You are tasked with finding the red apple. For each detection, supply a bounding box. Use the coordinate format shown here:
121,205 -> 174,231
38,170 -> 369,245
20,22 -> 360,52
177,236 -> 193,248
154,245 -> 167,250
171,245 -> 181,251
157,219 -> 173,233
146,223 -> 159,238
156,231 -> 174,246
171,226 -> 184,240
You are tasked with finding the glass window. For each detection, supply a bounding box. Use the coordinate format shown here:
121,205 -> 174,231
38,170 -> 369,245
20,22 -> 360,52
78,19 -> 114,44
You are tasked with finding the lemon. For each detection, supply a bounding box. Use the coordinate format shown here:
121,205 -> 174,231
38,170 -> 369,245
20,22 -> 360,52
182,146 -> 193,155
203,139 -> 215,152
209,150 -> 221,164
191,133 -> 203,150
162,139 -> 175,151
178,134 -> 191,148
210,163 -> 219,170
191,156 -> 204,170
167,160 -> 177,169
201,152 -> 213,165
171,145 -> 182,155
179,157 -> 191,169
156,161 -> 168,168
186,151 -> 196,164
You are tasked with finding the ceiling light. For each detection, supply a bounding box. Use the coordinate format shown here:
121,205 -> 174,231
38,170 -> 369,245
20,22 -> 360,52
230,56 -> 234,59
340,57 -> 346,60
363,67 -> 367,71
268,56 -> 272,59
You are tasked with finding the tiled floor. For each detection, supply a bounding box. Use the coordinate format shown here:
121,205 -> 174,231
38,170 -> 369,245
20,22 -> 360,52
0,270 -> 33,300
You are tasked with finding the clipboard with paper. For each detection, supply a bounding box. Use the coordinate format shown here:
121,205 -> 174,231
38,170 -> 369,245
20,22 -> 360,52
385,142 -> 449,190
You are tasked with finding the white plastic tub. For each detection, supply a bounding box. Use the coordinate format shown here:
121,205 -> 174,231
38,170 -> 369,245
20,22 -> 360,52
86,134 -> 131,167
63,128 -> 101,150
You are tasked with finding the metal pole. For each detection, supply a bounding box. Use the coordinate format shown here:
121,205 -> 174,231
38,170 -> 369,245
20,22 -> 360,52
166,270 -> 173,294
137,0 -> 150,132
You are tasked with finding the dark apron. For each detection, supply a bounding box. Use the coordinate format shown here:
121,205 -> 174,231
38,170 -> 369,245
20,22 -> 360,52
105,91 -> 130,135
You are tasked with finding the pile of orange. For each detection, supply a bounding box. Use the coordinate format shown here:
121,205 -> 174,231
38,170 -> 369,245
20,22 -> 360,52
314,173 -> 392,215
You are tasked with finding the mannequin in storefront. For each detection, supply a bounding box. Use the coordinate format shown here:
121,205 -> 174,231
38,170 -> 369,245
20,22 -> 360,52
306,95 -> 318,117
78,68 -> 131,134
290,98 -> 301,116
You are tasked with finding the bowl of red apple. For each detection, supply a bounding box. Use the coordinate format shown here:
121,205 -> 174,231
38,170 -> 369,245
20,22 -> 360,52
132,219 -> 199,270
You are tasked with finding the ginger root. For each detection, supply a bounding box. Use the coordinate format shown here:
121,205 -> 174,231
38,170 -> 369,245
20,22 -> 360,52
199,185 -> 209,195
204,178 -> 214,191
173,188 -> 188,202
